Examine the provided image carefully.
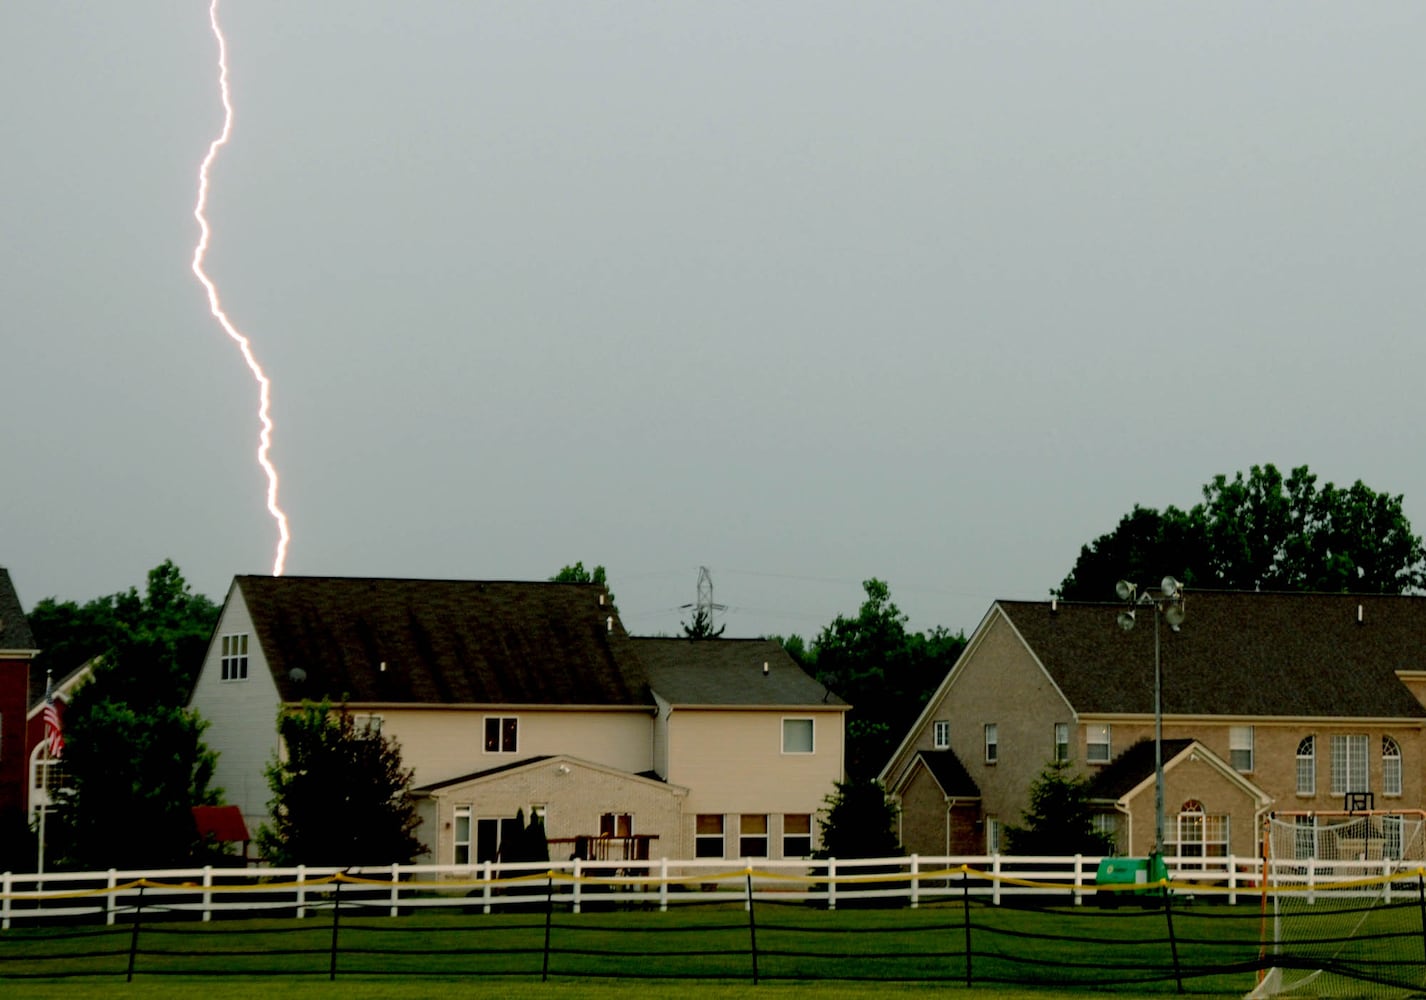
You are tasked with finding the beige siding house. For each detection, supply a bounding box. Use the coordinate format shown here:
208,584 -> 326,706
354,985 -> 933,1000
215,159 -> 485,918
882,592 -> 1426,859
190,576 -> 846,863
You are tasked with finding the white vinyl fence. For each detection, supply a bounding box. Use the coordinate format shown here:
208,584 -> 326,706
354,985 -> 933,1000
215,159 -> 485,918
1,852 -> 1416,929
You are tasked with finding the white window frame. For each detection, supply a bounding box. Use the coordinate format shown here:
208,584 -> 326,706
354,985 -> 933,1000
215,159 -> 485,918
696,814 -> 725,858
453,805 -> 473,866
483,716 -> 518,754
739,814 -> 769,858
29,742 -> 68,816
1053,722 -> 1070,763
1383,736 -> 1403,797
1331,734 -> 1369,796
932,720 -> 950,750
782,717 -> 814,755
600,812 -> 633,838
984,723 -> 998,763
475,816 -> 503,863
1229,725 -> 1254,773
782,814 -> 813,858
985,817 -> 1002,855
1173,801 -> 1229,870
351,713 -> 383,736
220,633 -> 249,681
1296,735 -> 1315,795
1087,724 -> 1112,763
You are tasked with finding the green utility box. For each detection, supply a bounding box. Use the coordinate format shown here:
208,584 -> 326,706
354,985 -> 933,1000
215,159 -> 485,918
1094,856 -> 1168,906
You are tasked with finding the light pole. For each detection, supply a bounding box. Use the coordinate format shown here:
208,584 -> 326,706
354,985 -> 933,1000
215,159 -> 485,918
1115,577 -> 1185,868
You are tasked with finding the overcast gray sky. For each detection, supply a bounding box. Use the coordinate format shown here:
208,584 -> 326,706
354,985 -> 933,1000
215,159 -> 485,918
4,1 -> 1425,640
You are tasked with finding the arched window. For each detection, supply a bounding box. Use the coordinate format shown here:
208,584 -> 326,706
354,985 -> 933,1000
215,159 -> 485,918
1173,800 -> 1228,869
1382,736 -> 1402,797
1296,736 -> 1315,795
29,742 -> 68,818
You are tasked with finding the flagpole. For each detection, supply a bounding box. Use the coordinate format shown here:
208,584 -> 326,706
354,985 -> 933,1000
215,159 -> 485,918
36,740 -> 48,877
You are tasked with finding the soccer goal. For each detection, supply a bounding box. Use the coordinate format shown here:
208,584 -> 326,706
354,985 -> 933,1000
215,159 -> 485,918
1249,809 -> 1426,998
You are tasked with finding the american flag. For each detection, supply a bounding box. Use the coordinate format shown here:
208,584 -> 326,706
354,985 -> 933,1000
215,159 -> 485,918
42,672 -> 64,759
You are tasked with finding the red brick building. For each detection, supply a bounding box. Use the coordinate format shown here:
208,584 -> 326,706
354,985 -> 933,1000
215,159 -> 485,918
0,567 -> 39,825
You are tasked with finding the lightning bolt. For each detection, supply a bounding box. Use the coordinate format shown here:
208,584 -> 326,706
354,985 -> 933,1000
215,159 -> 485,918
191,0 -> 291,576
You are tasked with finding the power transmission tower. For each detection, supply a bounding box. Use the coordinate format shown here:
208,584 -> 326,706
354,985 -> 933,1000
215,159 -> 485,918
680,566 -> 727,638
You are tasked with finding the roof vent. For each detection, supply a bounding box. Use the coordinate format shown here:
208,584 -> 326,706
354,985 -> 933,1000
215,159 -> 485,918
1358,604 -> 1364,624
288,667 -> 307,684
380,661 -> 387,672
606,615 -> 613,634
763,661 -> 770,676
1051,598 -> 1058,614
599,593 -> 605,606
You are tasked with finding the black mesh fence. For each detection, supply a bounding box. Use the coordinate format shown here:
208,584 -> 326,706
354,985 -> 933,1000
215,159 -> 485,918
2,866 -> 1425,993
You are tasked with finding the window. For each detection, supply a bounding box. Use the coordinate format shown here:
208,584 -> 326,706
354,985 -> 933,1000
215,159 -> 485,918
696,814 -> 725,858
1229,726 -> 1254,772
1296,736 -> 1315,795
484,716 -> 518,753
985,817 -> 1002,855
1092,813 -> 1119,854
1053,723 -> 1070,762
29,742 -> 68,813
739,814 -> 768,857
933,720 -> 950,749
783,814 -> 812,858
1383,736 -> 1403,797
454,806 -> 473,865
220,633 -> 249,681
1173,800 -> 1229,869
1331,734 -> 1369,795
984,724 -> 998,763
475,817 -> 503,863
782,718 -> 814,754
351,714 -> 383,736
600,812 -> 633,838
1087,724 -> 1112,763
1384,814 -> 1406,858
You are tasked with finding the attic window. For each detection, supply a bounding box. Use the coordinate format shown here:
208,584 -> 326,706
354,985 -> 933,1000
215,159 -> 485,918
221,634 -> 249,682
484,716 -> 518,754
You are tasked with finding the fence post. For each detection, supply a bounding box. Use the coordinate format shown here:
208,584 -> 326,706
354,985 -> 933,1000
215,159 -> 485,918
572,858 -> 582,915
1417,872 -> 1426,972
1073,854 -> 1083,906
390,863 -> 400,918
747,872 -> 759,985
1163,887 -> 1183,994
542,874 -> 554,983
329,876 -> 343,982
910,854 -> 919,910
126,884 -> 145,983
202,865 -> 214,922
107,869 -> 118,926
483,860 -> 493,915
659,857 -> 669,913
827,857 -> 836,912
297,865 -> 307,919
991,854 -> 1002,906
1,871 -> 10,930
1384,858 -> 1393,905
962,868 -> 972,987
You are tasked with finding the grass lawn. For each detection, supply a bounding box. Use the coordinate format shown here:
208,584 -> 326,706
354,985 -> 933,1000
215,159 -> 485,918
1,893 -> 1416,998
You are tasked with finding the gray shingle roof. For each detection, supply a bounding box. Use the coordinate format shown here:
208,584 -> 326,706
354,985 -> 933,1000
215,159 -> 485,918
0,567 -> 36,651
629,637 -> 846,707
1085,739 -> 1195,801
237,576 -> 649,706
915,749 -> 980,797
998,592 -> 1426,719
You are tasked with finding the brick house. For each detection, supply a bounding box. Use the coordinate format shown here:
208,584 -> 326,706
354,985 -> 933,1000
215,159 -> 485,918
189,575 -> 847,863
882,592 -> 1426,859
0,567 -> 39,830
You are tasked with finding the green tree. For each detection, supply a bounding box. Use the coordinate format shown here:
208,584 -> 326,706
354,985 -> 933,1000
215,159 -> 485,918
680,607 -> 725,639
1004,759 -> 1114,856
50,639 -> 223,869
815,778 -> 901,859
767,633 -> 812,668
38,562 -> 226,870
811,580 -> 966,778
258,703 -> 424,866
550,561 -> 617,611
1057,464 -> 1426,599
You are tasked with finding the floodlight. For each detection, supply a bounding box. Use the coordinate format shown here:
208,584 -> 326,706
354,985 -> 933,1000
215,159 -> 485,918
1115,580 -> 1136,601
1117,610 -> 1137,631
1161,576 -> 1182,598
1164,602 -> 1186,628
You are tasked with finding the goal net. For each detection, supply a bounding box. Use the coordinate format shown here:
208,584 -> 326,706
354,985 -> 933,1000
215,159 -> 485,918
1250,810 -> 1426,998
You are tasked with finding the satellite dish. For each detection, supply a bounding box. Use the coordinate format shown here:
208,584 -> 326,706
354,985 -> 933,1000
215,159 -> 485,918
1115,580 -> 1135,601
289,667 -> 307,683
